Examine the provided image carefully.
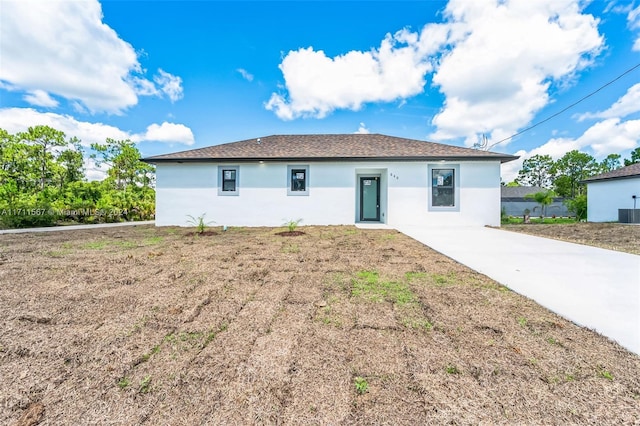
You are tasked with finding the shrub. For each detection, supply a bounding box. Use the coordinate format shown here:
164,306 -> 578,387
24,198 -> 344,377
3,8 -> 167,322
354,376 -> 369,394
186,213 -> 215,234
283,218 -> 303,232
565,195 -> 587,221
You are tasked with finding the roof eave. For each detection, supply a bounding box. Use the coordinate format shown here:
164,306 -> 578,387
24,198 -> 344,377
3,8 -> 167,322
143,155 -> 518,164
581,174 -> 640,184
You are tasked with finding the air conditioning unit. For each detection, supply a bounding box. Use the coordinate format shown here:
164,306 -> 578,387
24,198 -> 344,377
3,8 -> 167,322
618,209 -> 640,224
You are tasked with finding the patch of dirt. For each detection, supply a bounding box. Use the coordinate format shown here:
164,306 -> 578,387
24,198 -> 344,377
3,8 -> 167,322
15,402 -> 44,426
501,222 -> 640,254
0,225 -> 638,425
184,230 -> 218,237
274,230 -> 305,237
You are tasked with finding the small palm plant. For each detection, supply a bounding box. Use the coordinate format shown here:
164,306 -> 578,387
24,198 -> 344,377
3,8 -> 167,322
525,190 -> 556,218
283,218 -> 303,232
186,213 -> 215,235
354,376 -> 369,395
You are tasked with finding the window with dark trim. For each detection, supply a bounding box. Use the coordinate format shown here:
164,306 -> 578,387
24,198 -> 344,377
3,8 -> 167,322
287,165 -> 309,196
432,168 -> 454,207
222,169 -> 237,192
218,165 -> 239,196
291,169 -> 306,192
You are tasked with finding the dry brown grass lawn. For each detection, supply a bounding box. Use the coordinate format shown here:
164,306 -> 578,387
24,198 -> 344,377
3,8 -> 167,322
1,225 -> 638,425
502,222 -> 640,255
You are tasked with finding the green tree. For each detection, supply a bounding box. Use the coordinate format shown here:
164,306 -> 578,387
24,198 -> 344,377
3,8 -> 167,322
17,125 -> 67,190
515,154 -> 555,188
0,129 -> 13,183
525,189 -> 556,218
623,147 -> 640,166
91,139 -> 155,221
0,129 -> 32,192
565,195 -> 587,221
553,175 -> 572,199
91,139 -> 155,190
55,139 -> 84,189
56,181 -> 103,222
0,127 -> 156,228
599,154 -> 621,173
1,127 -> 60,227
551,150 -> 598,198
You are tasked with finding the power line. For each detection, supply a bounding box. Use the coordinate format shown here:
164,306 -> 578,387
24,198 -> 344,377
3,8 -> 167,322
487,61 -> 640,151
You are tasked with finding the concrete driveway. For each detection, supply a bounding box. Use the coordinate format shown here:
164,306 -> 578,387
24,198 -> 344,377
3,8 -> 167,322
397,225 -> 640,355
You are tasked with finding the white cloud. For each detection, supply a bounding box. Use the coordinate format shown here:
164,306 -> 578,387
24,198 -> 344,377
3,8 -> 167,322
430,0 -> 603,146
354,122 -> 371,134
500,149 -> 526,184
130,77 -> 160,97
265,28 -> 437,120
237,68 -> 254,82
501,117 -> 640,182
0,1 -> 183,113
575,118 -> 640,156
84,157 -> 110,182
154,69 -> 184,102
23,90 -> 59,108
502,76 -> 640,182
525,137 -> 583,160
0,108 -> 194,147
266,0 -> 602,147
0,108 -> 129,146
532,118 -> 640,159
578,83 -> 640,121
137,122 -> 195,145
628,5 -> 640,50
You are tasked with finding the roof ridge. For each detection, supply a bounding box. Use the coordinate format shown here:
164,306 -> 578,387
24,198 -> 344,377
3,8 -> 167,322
143,133 -> 518,164
583,162 -> 640,182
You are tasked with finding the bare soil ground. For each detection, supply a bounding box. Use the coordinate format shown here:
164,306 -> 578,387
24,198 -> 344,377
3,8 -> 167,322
1,225 -> 638,425
502,222 -> 640,255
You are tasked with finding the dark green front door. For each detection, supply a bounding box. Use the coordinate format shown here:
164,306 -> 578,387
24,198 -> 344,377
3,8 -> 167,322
360,177 -> 380,221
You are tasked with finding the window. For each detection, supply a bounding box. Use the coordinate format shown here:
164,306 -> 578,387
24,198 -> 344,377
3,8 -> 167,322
287,165 -> 309,196
222,169 -> 236,191
432,169 -> 454,206
291,169 -> 306,191
428,165 -> 459,211
218,166 -> 239,196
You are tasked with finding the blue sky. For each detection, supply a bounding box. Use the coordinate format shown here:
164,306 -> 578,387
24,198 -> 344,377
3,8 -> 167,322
1,0 -> 640,181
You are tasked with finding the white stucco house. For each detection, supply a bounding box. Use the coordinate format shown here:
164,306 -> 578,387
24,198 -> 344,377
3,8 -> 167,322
582,162 -> 640,222
143,134 -> 518,228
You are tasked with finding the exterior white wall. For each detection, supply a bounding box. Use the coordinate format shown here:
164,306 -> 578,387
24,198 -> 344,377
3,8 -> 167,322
587,178 -> 640,222
155,160 -> 503,227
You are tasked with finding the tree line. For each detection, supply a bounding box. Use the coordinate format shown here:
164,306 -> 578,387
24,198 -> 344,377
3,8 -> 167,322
508,148 -> 640,220
0,125 -> 155,228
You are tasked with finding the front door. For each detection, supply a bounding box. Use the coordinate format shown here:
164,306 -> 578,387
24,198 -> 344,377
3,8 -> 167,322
360,177 -> 380,221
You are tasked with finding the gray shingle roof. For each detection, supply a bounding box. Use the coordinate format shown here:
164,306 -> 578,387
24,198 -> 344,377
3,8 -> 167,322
582,162 -> 640,183
143,134 -> 518,163
501,186 -> 545,198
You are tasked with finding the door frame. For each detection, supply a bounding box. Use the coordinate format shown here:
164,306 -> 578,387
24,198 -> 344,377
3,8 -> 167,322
359,176 -> 381,221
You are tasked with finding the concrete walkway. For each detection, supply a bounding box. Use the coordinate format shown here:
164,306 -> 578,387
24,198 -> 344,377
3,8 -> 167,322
0,221 -> 155,234
397,225 -> 640,355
